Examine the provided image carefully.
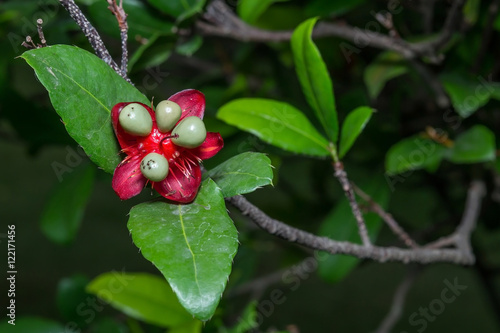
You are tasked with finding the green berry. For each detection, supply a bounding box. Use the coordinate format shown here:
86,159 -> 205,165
171,116 -> 207,148
119,103 -> 152,136
140,153 -> 169,182
156,100 -> 182,132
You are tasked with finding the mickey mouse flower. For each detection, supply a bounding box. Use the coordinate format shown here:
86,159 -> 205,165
111,89 -> 223,203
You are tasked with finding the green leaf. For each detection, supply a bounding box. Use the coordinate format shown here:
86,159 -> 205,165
447,125 -> 496,164
87,272 -> 197,328
291,17 -> 338,142
338,106 -> 373,158
217,98 -> 331,157
495,157 -> 500,174
56,274 -> 91,326
148,0 -> 205,23
207,152 -> 274,197
441,73 -> 491,118
40,164 -> 95,245
176,35 -> 203,57
364,51 -> 408,99
237,0 -> 289,24
463,0 -> 480,25
0,317 -> 64,333
89,0 -> 175,38
128,179 -> 238,321
318,177 -> 389,283
385,135 -> 446,175
21,45 -> 149,173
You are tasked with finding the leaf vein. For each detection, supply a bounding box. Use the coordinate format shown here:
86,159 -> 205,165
178,205 -> 201,296
36,56 -> 110,113
214,171 -> 271,181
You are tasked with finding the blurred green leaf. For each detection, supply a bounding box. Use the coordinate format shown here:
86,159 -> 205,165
128,179 -> 238,321
318,177 -> 389,283
40,164 -> 95,245
87,272 -> 198,328
495,11 -> 500,31
463,0 -> 480,25
495,157 -> 500,173
447,125 -> 496,164
364,51 -> 408,100
176,35 -> 203,57
148,0 -> 205,23
0,317 -> 64,333
291,17 -> 338,142
89,0 -> 175,38
56,274 -> 91,327
21,45 -> 149,173
237,0 -> 289,24
441,73 -> 493,118
221,301 -> 258,333
385,135 -> 446,175
206,152 -> 274,197
217,98 -> 331,157
339,106 -> 373,158
306,0 -> 366,17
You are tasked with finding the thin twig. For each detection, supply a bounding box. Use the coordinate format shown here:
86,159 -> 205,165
423,181 -> 485,251
22,19 -> 48,50
454,180 -> 486,254
424,234 -> 457,249
36,19 -> 47,47
58,0 -> 130,81
107,0 -> 129,77
410,0 -> 465,61
22,36 -> 37,50
374,267 -> 420,333
226,180 -> 485,265
373,11 -> 399,38
353,184 -> 419,249
333,162 -> 371,247
197,0 -> 465,63
197,0 -> 414,57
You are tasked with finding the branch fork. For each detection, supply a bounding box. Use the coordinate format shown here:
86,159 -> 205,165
228,179 -> 486,265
